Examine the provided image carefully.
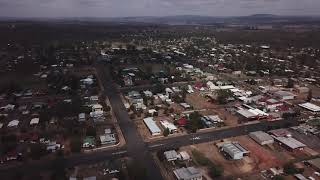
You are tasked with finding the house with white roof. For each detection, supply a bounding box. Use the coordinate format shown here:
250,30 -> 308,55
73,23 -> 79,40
8,120 -> 19,127
143,117 -> 161,136
299,102 -> 320,112
160,120 -> 178,133
30,118 -> 40,125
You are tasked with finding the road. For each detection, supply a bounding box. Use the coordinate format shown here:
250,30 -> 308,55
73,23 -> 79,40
96,65 -> 164,180
0,64 -> 299,179
147,118 -> 298,152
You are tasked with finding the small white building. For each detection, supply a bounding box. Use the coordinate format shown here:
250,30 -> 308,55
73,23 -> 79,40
100,134 -> 116,145
30,118 -> 40,125
164,150 -> 178,161
78,113 -> 86,122
299,102 -> 320,112
274,91 -> 295,100
8,120 -> 19,127
160,120 -> 178,133
92,104 -> 103,112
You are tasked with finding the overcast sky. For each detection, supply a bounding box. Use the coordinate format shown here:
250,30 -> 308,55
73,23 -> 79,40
0,0 -> 319,17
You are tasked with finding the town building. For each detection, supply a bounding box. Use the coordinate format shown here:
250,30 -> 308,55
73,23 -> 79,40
160,120 -> 178,133
218,141 -> 250,160
272,136 -> 306,151
299,102 -> 320,112
164,150 -> 178,161
249,131 -> 274,145
274,91 -> 295,101
100,134 -> 116,145
143,117 -> 161,136
173,167 -> 202,180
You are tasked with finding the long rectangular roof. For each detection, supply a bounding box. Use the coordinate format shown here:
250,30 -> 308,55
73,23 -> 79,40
299,102 -> 320,112
273,136 -> 306,149
143,117 -> 161,134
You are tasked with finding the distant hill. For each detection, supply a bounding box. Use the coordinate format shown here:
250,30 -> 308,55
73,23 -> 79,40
1,14 -> 320,25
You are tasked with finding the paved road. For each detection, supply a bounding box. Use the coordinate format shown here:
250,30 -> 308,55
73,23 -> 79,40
147,118 -> 299,152
96,65 -> 164,180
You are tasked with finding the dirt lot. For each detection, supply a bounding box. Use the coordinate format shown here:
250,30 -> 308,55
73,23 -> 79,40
186,92 -> 216,110
200,108 -> 239,127
179,135 -> 309,179
186,92 -> 239,127
180,142 -> 258,178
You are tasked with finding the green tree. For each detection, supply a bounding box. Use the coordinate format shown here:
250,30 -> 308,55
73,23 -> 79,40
186,112 -> 203,133
283,163 -> 300,175
216,89 -> 233,104
273,175 -> 284,180
153,83 -> 165,94
30,143 -> 47,160
70,137 -> 82,153
86,126 -> 97,137
163,128 -> 170,137
307,89 -> 313,102
208,165 -> 223,178
287,78 -> 294,88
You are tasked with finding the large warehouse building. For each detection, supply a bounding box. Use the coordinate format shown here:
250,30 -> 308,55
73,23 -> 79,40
249,131 -> 274,145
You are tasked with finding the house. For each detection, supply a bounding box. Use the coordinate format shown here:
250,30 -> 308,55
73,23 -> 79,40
307,158 -> 320,171
294,174 -> 308,180
272,136 -> 306,151
249,131 -> 274,145
0,104 -> 15,111
30,118 -> 40,125
176,117 -> 187,127
143,117 -> 161,136
128,91 -> 141,99
299,102 -> 320,112
143,90 -> 153,97
89,96 -> 99,104
173,167 -> 202,180
274,91 -> 295,100
83,177 -> 96,180
160,120 -> 178,133
294,86 -> 310,94
46,142 -> 61,152
164,150 -> 178,161
178,151 -> 191,161
264,99 -> 283,111
8,120 -> 19,127
92,104 -> 103,112
207,115 -> 224,123
180,103 -> 192,110
100,134 -> 116,145
78,113 -> 86,122
81,77 -> 94,86
269,129 -> 292,137
123,75 -> 133,86
218,141 -> 250,160
148,109 -> 157,116
83,136 -> 95,148
237,108 -> 269,120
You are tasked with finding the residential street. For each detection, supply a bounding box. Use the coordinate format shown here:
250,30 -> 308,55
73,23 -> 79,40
0,64 -> 299,180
